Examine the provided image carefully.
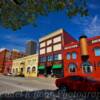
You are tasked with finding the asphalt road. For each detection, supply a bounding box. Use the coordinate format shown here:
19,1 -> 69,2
0,75 -> 57,95
0,75 -> 100,100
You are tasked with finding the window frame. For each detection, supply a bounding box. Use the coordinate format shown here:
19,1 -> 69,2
66,52 -> 71,60
68,63 -> 77,73
54,54 -> 62,61
72,52 -> 77,59
82,61 -> 93,73
47,55 -> 53,61
94,47 -> 100,56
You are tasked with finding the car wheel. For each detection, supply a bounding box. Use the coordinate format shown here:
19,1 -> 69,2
59,85 -> 70,92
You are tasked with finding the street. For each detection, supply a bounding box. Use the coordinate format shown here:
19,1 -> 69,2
0,75 -> 57,95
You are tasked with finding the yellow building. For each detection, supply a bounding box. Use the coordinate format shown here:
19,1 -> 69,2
12,54 -> 38,77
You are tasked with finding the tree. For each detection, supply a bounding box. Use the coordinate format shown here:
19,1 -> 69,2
0,0 -> 89,30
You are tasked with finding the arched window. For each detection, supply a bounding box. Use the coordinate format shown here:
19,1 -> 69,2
68,63 -> 77,73
82,61 -> 93,73
32,66 -> 36,72
94,47 -> 100,56
66,53 -> 71,60
72,52 -> 77,59
27,67 -> 30,73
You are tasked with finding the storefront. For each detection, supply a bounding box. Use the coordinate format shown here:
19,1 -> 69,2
52,64 -> 63,77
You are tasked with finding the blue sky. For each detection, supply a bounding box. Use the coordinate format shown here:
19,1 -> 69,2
0,0 -> 100,52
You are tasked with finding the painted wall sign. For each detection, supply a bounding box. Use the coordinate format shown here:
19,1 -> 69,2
92,39 -> 100,44
65,45 -> 78,50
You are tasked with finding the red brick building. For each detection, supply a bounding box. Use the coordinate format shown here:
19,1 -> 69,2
0,48 -> 8,73
38,29 -> 76,77
63,36 -> 100,80
0,48 -> 25,75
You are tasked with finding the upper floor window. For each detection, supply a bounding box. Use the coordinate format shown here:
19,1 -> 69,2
54,54 -> 62,60
72,52 -> 77,59
40,42 -> 45,48
66,53 -> 71,60
47,55 -> 53,61
47,40 -> 52,46
40,57 -> 46,62
40,48 -> 45,54
53,43 -> 62,51
46,46 -> 52,53
69,63 -> 77,73
94,47 -> 100,56
53,36 -> 61,43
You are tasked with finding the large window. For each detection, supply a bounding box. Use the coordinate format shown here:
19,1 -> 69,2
82,61 -> 93,73
72,52 -> 77,59
47,55 -> 53,61
40,57 -> 46,62
94,48 -> 100,56
66,53 -> 71,60
54,54 -> 62,60
69,63 -> 77,73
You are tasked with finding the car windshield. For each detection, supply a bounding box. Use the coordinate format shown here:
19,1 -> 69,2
69,76 -> 85,81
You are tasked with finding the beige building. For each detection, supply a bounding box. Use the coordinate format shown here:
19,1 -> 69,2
12,54 -> 38,77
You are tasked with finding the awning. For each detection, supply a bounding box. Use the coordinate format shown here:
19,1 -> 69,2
38,66 -> 45,70
52,64 -> 62,69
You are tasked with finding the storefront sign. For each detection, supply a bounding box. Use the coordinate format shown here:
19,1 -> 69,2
65,45 -> 78,50
92,39 -> 100,44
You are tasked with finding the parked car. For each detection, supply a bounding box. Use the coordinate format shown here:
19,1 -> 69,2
55,75 -> 100,92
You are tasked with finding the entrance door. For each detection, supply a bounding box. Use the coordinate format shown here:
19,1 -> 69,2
46,66 -> 52,76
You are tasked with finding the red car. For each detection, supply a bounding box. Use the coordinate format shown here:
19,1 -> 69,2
55,75 -> 100,92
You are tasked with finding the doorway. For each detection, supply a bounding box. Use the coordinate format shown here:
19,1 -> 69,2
46,66 -> 52,77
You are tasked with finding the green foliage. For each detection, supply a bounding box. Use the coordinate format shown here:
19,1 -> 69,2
0,0 -> 89,30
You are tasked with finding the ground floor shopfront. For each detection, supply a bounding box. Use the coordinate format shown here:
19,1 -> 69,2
38,62 -> 64,78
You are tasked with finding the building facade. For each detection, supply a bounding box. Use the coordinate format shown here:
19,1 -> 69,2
63,36 -> 100,80
0,48 -> 25,75
0,48 -> 8,73
26,40 -> 37,55
12,54 -> 38,77
38,29 -> 76,77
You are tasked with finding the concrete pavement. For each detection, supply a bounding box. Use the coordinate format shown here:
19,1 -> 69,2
0,75 -> 57,95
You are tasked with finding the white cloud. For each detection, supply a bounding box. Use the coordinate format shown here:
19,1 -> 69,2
84,15 -> 100,37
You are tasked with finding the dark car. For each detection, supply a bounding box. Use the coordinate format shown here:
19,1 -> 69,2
55,75 -> 100,92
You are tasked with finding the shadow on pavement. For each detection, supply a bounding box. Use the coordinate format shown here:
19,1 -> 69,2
0,89 -> 100,100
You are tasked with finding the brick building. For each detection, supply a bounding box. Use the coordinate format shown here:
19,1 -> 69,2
0,48 -> 25,75
38,29 -> 76,77
0,48 -> 8,73
63,35 -> 100,80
